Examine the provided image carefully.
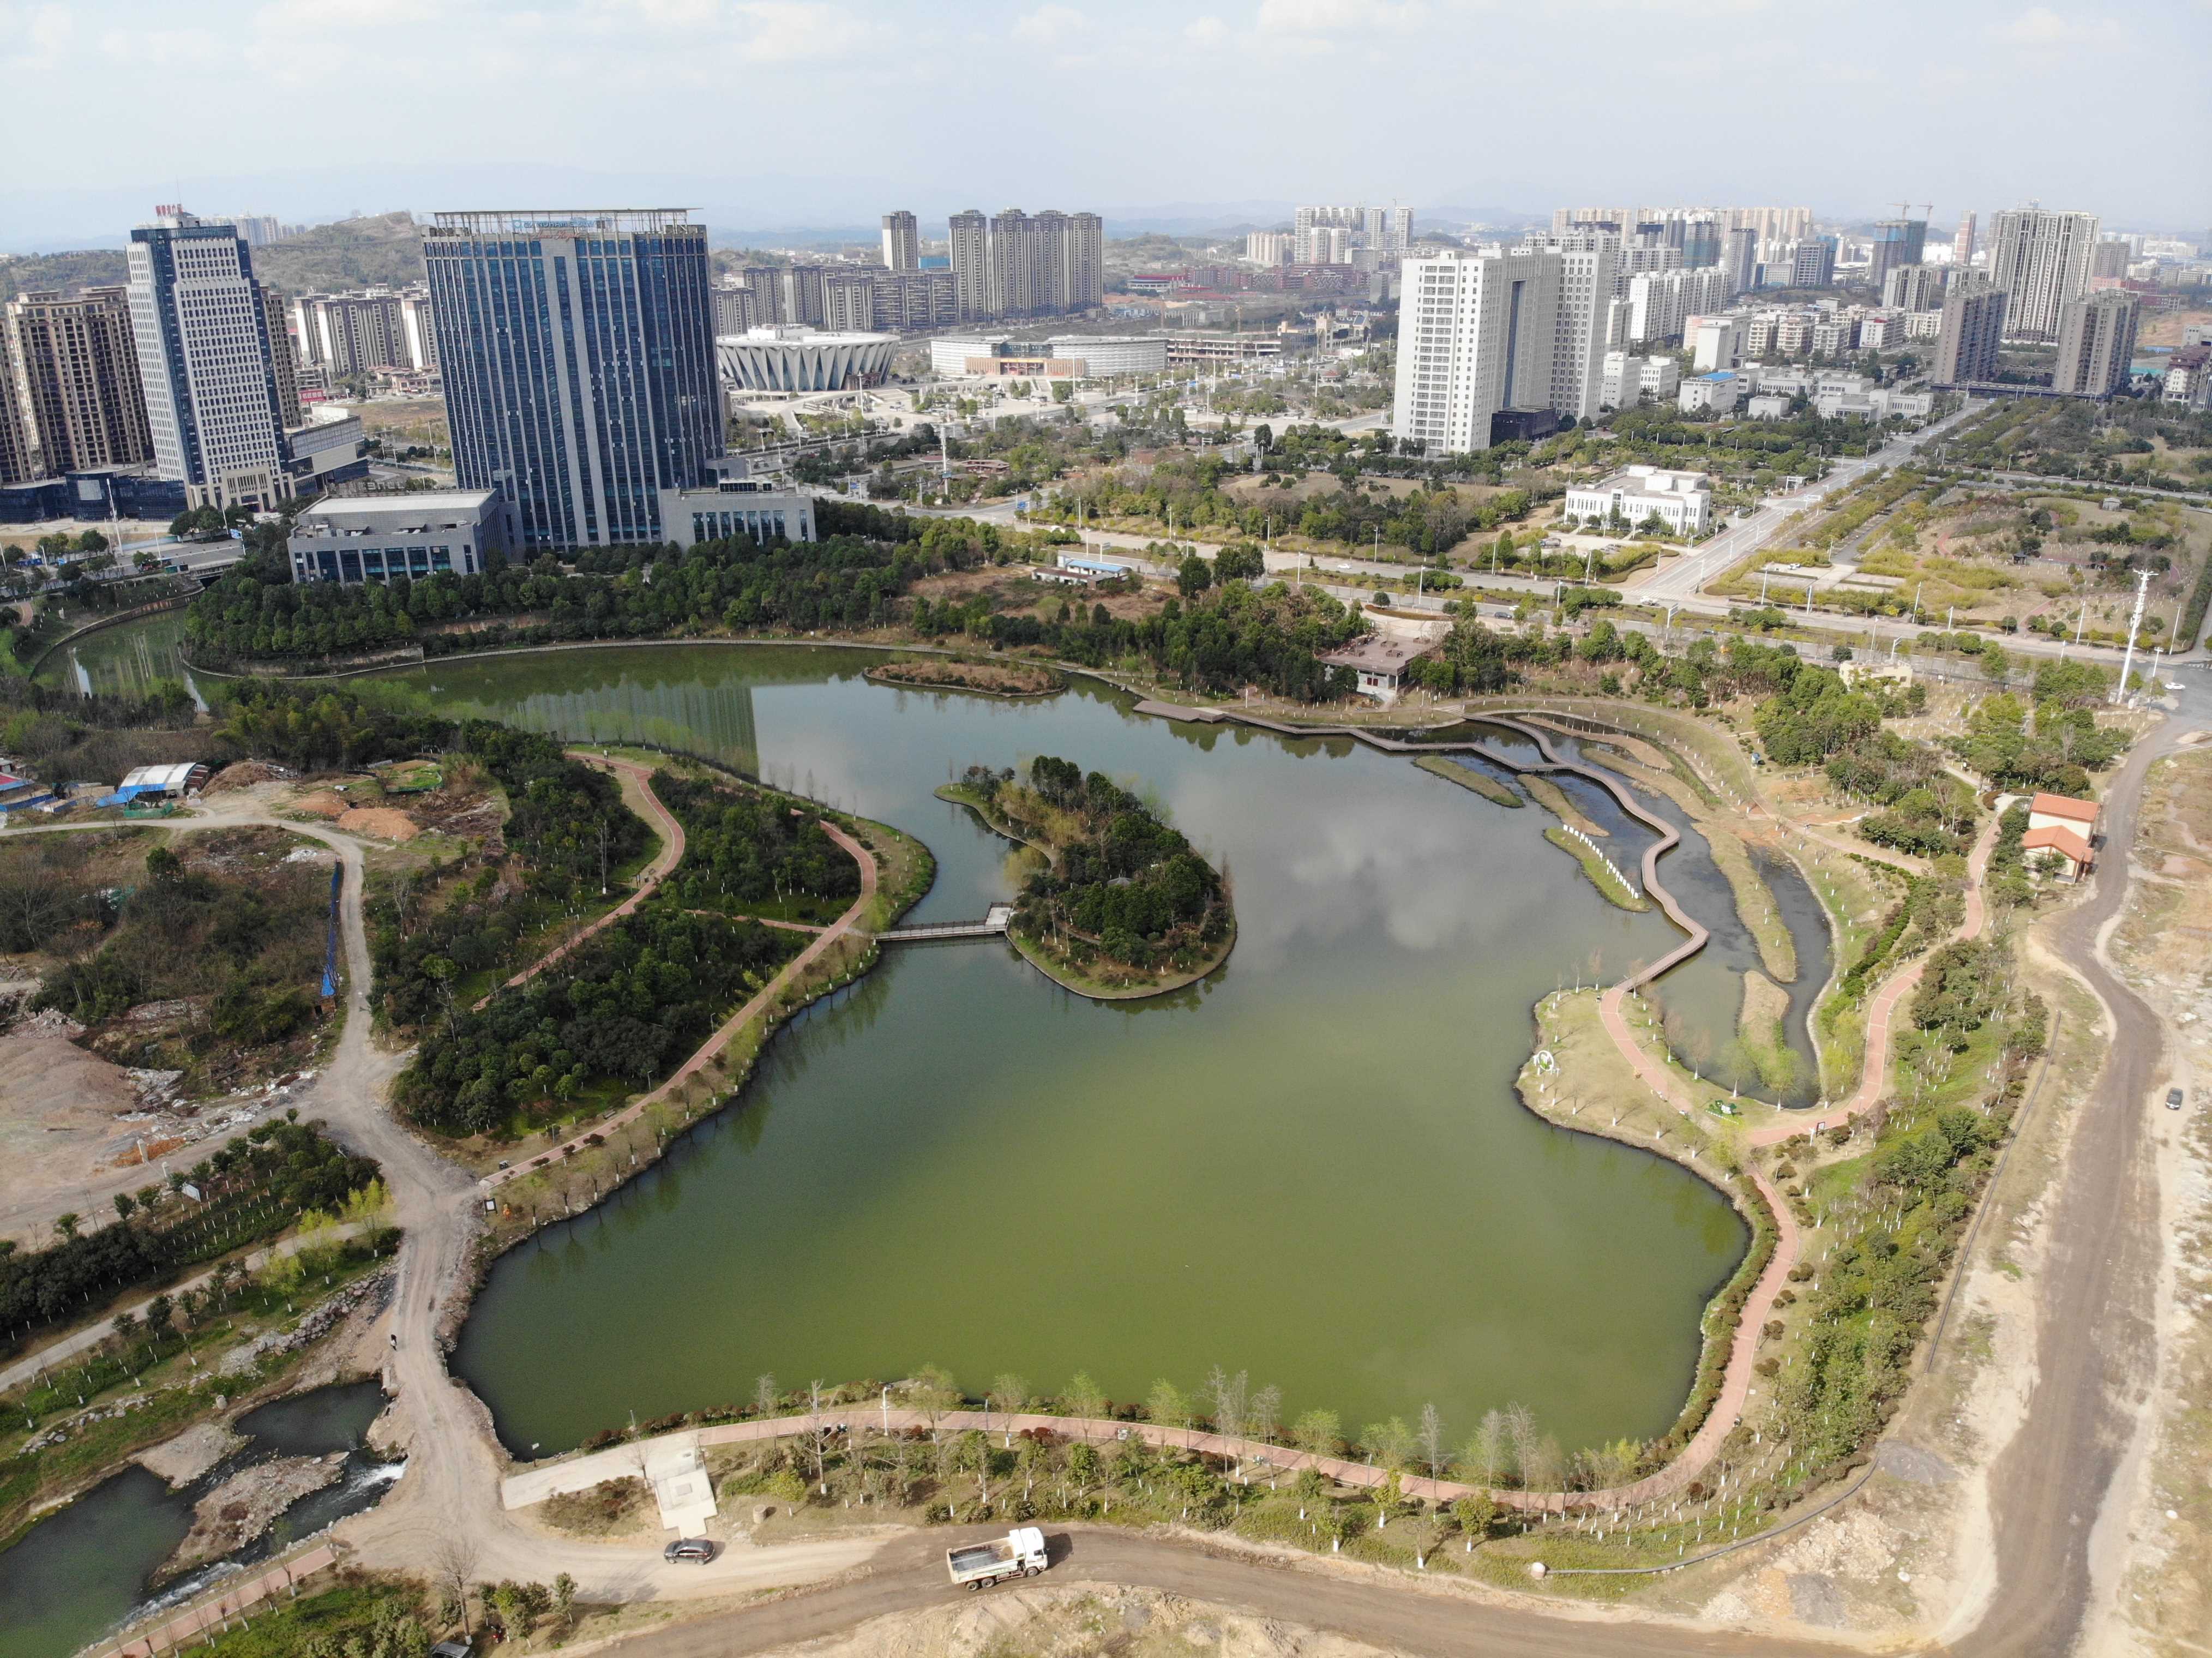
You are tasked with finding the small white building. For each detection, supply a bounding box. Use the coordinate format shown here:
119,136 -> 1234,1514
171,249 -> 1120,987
1564,465 -> 1714,535
288,490 -> 508,585
1745,392 -> 1794,420
1690,315 -> 1747,372
1679,371 -> 1743,414
1639,357 -> 1681,400
658,456 -> 817,549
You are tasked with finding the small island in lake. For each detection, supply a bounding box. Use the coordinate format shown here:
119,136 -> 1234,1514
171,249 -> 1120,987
866,657 -> 1065,697
938,756 -> 1235,998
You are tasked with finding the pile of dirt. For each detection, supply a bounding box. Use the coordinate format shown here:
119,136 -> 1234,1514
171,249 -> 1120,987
292,790 -> 350,819
336,807 -> 419,842
202,761 -> 294,795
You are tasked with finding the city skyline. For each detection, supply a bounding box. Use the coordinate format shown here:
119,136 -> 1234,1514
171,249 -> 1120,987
2,1 -> 2206,249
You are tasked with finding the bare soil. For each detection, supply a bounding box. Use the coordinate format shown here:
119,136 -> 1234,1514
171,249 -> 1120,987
336,807 -> 420,842
166,1453 -> 344,1575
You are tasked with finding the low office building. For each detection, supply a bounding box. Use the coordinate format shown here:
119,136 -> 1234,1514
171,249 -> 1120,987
657,456 -> 816,549
928,334 -> 1168,379
1564,465 -> 1713,534
1679,371 -> 1742,414
1745,392 -> 1794,419
287,489 -> 508,584
282,414 -> 368,494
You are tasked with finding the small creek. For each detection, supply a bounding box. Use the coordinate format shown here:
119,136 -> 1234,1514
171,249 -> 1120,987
0,1381 -> 398,1658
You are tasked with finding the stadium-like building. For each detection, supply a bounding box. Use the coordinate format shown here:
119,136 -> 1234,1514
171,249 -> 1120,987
717,326 -> 897,393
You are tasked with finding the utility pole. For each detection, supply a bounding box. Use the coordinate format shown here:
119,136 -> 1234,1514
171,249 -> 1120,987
2114,567 -> 2150,704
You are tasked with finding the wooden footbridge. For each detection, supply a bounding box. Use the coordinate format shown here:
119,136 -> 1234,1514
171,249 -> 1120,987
880,902 -> 1014,942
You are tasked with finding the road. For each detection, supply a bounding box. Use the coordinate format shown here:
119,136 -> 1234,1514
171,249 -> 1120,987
1635,400 -> 1987,603
602,1526 -> 1836,1658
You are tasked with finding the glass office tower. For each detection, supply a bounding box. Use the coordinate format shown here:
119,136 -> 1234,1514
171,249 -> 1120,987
423,209 -> 722,548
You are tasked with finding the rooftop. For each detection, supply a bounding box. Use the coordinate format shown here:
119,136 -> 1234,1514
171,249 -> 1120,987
428,209 -> 697,237
2022,824 -> 2093,863
1318,635 -> 1435,677
2029,791 -> 2100,824
300,490 -> 498,519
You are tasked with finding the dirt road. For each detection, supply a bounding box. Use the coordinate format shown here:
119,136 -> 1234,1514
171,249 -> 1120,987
599,1527 -> 1836,1658
1963,714 -> 2186,1657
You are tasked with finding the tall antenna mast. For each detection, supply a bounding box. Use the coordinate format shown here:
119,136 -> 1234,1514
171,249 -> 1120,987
2114,567 -> 2151,704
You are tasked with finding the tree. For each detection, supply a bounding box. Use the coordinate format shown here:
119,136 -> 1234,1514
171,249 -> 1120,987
430,1535 -> 480,1637
53,1212 -> 79,1240
753,1373 -> 778,1416
1146,1378 -> 1193,1446
1064,1370 -> 1109,1425
1292,1407 -> 1341,1458
1417,1402 -> 1447,1482
1451,1492 -> 1496,1551
1503,1402 -> 1538,1488
1294,1465 -> 1326,1520
906,1364 -> 960,1441
988,1372 -> 1031,1443
1177,553 -> 1213,598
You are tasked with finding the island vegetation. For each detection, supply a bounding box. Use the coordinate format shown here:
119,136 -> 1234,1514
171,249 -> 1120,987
864,656 -> 1065,697
940,755 -> 1234,996
654,769 -> 862,924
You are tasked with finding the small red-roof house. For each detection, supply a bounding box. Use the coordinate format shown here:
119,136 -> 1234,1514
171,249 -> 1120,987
2022,823 -> 2094,882
2027,792 -> 2100,839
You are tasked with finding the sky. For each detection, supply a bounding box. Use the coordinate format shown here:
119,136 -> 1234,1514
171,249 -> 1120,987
3,0 -> 2207,249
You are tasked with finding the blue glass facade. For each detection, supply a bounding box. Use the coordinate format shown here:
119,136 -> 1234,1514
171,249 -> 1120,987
423,211 -> 722,549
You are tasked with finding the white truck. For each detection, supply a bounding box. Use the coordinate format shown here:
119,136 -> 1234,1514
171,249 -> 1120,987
945,1527 -> 1049,1590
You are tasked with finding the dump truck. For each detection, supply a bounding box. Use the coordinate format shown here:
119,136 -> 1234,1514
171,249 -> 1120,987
946,1527 -> 1049,1589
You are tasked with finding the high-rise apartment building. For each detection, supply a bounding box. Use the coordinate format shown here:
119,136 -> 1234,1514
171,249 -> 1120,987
127,207 -> 293,510
1626,268 -> 1731,346
1519,232 -> 1620,420
1784,236 -> 1837,289
1244,231 -> 1293,265
260,286 -> 302,428
2090,238 -> 2131,279
423,208 -> 721,549
712,283 -> 762,335
948,211 -> 990,322
1867,219 -> 1928,295
821,269 -> 876,333
1933,281 -> 2008,385
1952,213 -> 1976,267
0,323 -> 36,485
1723,227 -> 1759,295
946,209 -> 1101,322
2053,290 -> 2139,397
1393,250 -> 1562,454
1987,207 -> 2099,341
291,288 -> 438,376
1383,207 -> 1414,255
1882,263 -> 1946,313
5,286 -> 154,475
880,210 -> 919,272
867,269 -> 958,331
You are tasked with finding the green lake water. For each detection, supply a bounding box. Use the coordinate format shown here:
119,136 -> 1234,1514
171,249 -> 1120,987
387,645 -> 1764,1458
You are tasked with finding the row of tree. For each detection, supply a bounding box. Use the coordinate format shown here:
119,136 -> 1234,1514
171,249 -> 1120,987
0,1118 -> 378,1351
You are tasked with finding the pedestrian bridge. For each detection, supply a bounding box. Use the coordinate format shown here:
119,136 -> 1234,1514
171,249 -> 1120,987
880,903 -> 1014,942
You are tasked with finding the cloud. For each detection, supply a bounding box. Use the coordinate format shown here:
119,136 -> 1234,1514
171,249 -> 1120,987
1184,13 -> 1229,41
1013,3 -> 1089,40
1991,6 -> 2123,46
1256,0 -> 1423,33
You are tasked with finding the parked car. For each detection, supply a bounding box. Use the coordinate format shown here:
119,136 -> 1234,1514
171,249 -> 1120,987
2166,1088 -> 2185,1110
664,1538 -> 717,1563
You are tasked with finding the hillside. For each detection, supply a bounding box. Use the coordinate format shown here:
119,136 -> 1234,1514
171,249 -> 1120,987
0,213 -> 426,303
249,212 -> 425,293
0,248 -> 128,302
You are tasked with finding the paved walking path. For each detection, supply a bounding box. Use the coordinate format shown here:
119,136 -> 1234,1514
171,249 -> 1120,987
91,1543 -> 340,1658
472,753 -> 686,1010
482,820 -> 878,1192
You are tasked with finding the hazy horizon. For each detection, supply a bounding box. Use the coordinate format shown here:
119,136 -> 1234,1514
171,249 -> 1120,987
3,0 -> 2205,253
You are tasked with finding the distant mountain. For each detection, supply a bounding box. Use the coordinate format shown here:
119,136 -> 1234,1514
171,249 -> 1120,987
0,248 -> 129,302
0,212 -> 428,303
250,212 -> 425,294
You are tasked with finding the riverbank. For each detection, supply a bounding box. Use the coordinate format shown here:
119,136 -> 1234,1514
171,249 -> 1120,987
1412,753 -> 1523,807
467,767 -> 929,1256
